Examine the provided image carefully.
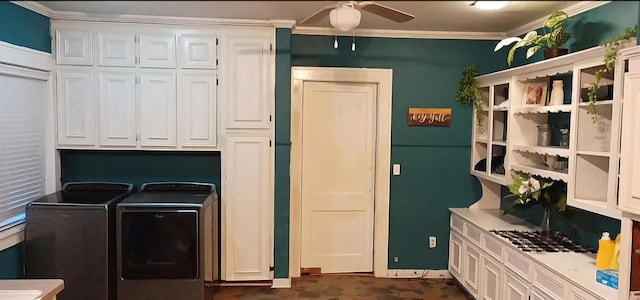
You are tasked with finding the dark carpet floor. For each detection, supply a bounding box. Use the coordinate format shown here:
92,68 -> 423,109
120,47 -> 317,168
214,275 -> 473,299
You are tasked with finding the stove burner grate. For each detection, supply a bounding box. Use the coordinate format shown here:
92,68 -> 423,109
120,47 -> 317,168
489,230 -> 596,253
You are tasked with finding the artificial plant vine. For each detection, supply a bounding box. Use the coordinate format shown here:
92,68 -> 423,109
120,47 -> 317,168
456,65 -> 486,133
586,26 -> 637,123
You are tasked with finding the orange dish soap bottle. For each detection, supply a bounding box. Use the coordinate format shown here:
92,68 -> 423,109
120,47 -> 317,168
596,232 -> 615,270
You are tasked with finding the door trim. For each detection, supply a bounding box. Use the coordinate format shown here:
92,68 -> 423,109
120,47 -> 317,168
290,67 -> 392,278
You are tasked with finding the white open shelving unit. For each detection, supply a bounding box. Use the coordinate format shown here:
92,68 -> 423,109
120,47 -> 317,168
469,43 -> 640,219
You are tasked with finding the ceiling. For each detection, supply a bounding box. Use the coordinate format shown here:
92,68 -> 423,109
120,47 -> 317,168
36,1 -> 580,34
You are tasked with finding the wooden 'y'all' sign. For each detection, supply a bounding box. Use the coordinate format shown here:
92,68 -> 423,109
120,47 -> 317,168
408,108 -> 452,126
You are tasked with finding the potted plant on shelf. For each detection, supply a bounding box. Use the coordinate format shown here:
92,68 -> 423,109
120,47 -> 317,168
494,11 -> 571,66
456,65 -> 487,133
586,26 -> 637,123
504,172 -> 568,240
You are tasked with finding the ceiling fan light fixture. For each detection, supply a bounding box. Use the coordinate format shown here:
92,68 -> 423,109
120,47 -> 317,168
472,1 -> 510,10
330,6 -> 361,32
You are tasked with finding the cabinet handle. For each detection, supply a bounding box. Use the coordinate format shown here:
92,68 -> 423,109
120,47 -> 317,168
635,248 -> 640,255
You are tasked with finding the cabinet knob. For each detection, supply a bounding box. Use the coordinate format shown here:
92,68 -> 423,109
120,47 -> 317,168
635,248 -> 640,255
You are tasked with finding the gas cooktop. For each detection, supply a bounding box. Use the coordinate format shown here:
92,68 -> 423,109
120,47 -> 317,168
490,230 -> 596,253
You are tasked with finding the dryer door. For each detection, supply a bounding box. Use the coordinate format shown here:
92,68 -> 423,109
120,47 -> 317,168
120,209 -> 199,279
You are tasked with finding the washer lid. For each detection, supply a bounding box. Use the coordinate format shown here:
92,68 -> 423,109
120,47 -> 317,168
29,182 -> 134,205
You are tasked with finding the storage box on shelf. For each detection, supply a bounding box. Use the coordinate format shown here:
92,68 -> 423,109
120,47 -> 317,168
469,44 -> 633,219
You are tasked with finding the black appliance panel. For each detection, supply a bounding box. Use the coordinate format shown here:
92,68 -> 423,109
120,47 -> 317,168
121,210 -> 199,279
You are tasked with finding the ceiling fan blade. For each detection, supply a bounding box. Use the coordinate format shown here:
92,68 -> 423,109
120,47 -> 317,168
358,2 -> 415,23
299,5 -> 336,25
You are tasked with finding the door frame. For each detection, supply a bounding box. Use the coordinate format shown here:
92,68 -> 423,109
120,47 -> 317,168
290,66 -> 392,278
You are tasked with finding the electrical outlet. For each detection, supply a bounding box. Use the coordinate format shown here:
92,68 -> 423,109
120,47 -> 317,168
429,236 -> 436,248
394,256 -> 399,263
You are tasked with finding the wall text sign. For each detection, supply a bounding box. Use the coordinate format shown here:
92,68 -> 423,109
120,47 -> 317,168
408,108 -> 451,126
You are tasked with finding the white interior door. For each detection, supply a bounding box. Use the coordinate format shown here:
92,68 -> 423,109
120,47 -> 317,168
301,81 -> 376,273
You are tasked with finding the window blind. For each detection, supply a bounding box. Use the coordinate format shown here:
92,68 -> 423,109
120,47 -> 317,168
0,72 -> 46,230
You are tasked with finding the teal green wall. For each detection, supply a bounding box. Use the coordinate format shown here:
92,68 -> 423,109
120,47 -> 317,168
59,150 -> 222,191
0,244 -> 23,279
0,2 -> 50,53
0,2 -> 50,279
274,28 -> 292,278
282,35 -> 504,271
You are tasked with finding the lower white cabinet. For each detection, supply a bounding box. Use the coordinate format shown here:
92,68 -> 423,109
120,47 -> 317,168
448,212 -> 613,300
223,131 -> 272,281
463,242 -> 481,299
449,231 -> 464,281
480,254 -> 502,300
503,269 -> 530,300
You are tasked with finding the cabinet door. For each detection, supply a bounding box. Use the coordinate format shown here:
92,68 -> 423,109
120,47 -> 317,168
481,254 -> 502,300
567,286 -> 599,300
226,35 -> 271,129
139,70 -> 177,147
180,34 -> 217,69
530,288 -> 553,300
139,33 -> 176,68
98,32 -> 135,67
224,132 -> 272,281
56,29 -> 92,65
503,270 -> 530,300
449,231 -> 464,282
463,242 -> 481,299
179,71 -> 217,147
620,73 -> 640,214
98,70 -> 136,146
56,68 -> 95,146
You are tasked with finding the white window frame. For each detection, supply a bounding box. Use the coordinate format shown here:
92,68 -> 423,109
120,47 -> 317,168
0,40 -> 56,252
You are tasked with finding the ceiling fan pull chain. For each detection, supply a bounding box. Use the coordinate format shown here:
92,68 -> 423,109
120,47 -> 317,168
351,32 -> 356,52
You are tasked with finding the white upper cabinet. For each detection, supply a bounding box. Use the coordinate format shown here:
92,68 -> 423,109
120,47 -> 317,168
98,70 -> 137,146
56,67 -> 95,145
180,34 -> 217,69
56,29 -> 92,65
139,70 -> 177,147
226,35 -> 271,129
620,55 -> 640,215
180,71 -> 217,147
98,32 -> 135,67
139,33 -> 177,69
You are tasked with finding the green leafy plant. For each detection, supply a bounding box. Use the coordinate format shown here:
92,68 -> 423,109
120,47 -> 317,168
494,11 -> 571,66
456,65 -> 486,133
586,26 -> 637,123
503,173 -> 567,216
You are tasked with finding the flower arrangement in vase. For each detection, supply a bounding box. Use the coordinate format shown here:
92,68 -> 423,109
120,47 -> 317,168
504,172 -> 568,240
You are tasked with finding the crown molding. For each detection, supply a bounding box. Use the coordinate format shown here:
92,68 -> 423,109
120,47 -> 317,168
507,1 -> 611,37
45,10 -> 275,28
293,26 -> 506,40
10,1 -> 54,17
270,20 -> 296,29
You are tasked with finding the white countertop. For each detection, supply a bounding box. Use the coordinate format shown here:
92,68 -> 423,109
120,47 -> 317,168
449,208 -> 618,300
0,279 -> 63,300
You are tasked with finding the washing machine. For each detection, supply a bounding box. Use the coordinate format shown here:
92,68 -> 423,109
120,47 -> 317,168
24,182 -> 134,300
116,182 -> 218,300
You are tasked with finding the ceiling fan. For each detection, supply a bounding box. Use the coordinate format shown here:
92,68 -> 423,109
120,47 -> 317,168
299,1 -> 415,32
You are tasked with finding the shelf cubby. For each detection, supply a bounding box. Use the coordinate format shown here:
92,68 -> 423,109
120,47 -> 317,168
576,105 -> 612,153
574,154 -> 610,202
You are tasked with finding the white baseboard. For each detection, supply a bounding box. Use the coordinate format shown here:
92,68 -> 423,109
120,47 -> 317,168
271,278 -> 291,289
386,269 -> 452,279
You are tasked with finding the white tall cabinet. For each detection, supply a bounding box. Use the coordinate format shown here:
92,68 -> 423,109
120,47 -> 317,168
52,20 -> 275,282
220,28 -> 274,281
